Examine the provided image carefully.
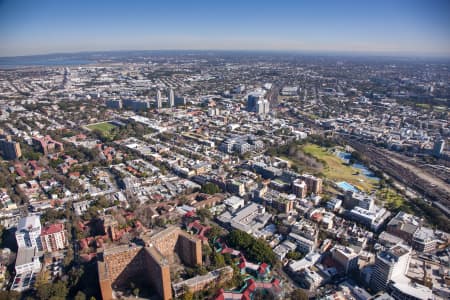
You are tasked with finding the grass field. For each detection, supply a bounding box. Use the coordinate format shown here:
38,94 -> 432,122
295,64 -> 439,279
302,144 -> 377,192
86,122 -> 117,136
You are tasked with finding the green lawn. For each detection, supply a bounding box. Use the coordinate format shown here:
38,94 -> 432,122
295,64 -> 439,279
86,122 -> 117,136
302,144 -> 377,192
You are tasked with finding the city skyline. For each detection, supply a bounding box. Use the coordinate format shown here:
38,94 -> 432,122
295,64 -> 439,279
1,0 -> 450,57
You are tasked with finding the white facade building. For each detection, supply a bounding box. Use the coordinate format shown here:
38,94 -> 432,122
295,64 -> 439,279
168,89 -> 174,107
156,89 -> 162,109
15,216 -> 42,250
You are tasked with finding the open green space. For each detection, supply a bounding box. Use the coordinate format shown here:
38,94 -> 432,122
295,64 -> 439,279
301,143 -> 377,192
86,122 -> 117,137
377,188 -> 412,213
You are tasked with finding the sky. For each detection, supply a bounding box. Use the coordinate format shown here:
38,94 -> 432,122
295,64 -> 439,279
0,0 -> 450,57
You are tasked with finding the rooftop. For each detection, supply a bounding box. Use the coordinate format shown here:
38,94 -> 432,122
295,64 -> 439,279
41,223 -> 64,235
15,247 -> 38,266
17,215 -> 41,232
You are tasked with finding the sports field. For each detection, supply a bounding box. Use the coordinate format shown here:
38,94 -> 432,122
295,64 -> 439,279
86,122 -> 117,136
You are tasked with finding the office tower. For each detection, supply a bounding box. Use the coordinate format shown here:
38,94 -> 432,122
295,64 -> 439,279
106,99 -> 122,109
433,139 -> 445,158
175,96 -> 186,106
122,99 -> 150,111
168,89 -> 174,108
256,99 -> 270,115
0,135 -> 21,160
370,244 -> 411,292
247,94 -> 262,112
156,89 -> 162,109
264,99 -> 270,114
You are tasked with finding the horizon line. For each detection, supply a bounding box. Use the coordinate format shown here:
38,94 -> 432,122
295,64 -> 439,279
1,48 -> 450,60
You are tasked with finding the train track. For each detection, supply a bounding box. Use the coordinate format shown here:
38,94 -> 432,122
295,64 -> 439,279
340,136 -> 450,215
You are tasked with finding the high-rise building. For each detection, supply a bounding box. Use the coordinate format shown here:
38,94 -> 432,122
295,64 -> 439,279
331,246 -> 359,274
175,96 -> 186,106
300,174 -> 323,195
263,99 -> 270,114
255,99 -> 270,115
386,211 -> 437,253
247,94 -> 262,112
433,139 -> 445,158
412,227 -> 437,253
156,89 -> 162,109
122,99 -> 150,111
292,179 -> 307,199
15,215 -> 42,251
0,135 -> 21,160
370,244 -> 411,292
168,89 -> 174,108
98,226 -> 202,300
40,223 -> 67,253
106,99 -> 122,109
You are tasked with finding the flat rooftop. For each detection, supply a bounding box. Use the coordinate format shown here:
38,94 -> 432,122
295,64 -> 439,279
390,244 -> 410,257
103,243 -> 142,256
16,247 -> 37,266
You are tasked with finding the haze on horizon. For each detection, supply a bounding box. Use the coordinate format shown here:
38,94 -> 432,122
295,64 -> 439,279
0,0 -> 450,57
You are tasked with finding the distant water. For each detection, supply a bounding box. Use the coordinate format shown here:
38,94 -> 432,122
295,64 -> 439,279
0,57 -> 93,68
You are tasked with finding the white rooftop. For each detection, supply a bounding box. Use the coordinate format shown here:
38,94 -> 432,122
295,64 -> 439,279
17,215 -> 41,232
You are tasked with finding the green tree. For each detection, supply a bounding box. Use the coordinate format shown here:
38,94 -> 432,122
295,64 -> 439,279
196,265 -> 208,275
64,246 -> 74,267
228,230 -> 276,265
68,265 -> 84,288
196,208 -> 212,222
155,218 -> 166,227
286,251 -> 303,260
53,280 -> 69,298
132,288 -> 139,298
290,289 -> 309,300
212,252 -> 226,268
207,224 -> 223,241
181,289 -> 193,300
201,183 -> 220,194
37,280 -> 69,300
0,291 -> 21,300
74,291 -> 87,300
37,283 -> 53,300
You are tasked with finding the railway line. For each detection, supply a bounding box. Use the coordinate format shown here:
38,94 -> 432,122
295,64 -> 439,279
340,136 -> 450,216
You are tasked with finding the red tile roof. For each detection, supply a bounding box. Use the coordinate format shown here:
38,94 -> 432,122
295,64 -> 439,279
41,223 -> 64,235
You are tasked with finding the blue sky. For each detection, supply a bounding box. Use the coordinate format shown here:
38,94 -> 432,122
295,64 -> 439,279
0,0 -> 449,57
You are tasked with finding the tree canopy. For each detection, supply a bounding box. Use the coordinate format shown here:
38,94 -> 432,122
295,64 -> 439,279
200,182 -> 221,194
227,230 -> 277,265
